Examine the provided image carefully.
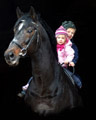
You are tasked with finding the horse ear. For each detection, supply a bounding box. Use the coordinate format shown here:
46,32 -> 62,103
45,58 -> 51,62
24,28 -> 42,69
16,7 -> 24,18
29,6 -> 37,22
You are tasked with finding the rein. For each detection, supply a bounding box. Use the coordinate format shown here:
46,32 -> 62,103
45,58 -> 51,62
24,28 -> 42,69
61,63 -> 75,75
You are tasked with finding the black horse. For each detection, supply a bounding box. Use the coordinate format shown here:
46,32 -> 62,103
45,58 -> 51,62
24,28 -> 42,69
4,7 -> 82,115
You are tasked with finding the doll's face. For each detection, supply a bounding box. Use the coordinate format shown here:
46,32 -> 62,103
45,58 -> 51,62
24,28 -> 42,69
67,28 -> 76,39
56,34 -> 66,45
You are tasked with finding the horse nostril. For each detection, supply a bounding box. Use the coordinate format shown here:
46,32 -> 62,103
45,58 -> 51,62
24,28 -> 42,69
9,52 -> 15,60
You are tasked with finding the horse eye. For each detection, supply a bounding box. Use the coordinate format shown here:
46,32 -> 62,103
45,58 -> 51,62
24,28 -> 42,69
27,29 -> 32,33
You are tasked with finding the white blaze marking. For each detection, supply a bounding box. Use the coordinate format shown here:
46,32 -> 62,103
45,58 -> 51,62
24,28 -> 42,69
18,22 -> 24,31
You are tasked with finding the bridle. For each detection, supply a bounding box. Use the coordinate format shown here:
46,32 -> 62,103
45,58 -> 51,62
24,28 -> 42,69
11,22 -> 39,57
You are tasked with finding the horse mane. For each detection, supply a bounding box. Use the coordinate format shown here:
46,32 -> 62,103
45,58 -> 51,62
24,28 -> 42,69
37,14 -> 58,60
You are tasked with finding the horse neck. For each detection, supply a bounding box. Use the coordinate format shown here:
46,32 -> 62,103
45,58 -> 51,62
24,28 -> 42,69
30,27 -> 57,87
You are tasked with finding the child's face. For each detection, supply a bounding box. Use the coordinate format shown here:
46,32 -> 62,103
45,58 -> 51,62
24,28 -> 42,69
67,28 -> 76,40
56,34 -> 66,45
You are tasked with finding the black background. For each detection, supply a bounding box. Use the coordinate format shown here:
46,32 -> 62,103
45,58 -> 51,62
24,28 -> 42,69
0,0 -> 95,119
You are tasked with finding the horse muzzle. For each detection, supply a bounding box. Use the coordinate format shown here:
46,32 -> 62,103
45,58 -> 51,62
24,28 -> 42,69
4,50 -> 20,66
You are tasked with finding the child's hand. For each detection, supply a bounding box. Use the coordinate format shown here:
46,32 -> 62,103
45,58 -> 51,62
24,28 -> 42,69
69,62 -> 75,67
64,61 -> 69,64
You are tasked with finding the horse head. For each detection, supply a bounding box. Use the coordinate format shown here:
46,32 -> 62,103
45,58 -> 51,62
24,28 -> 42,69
4,6 -> 40,66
